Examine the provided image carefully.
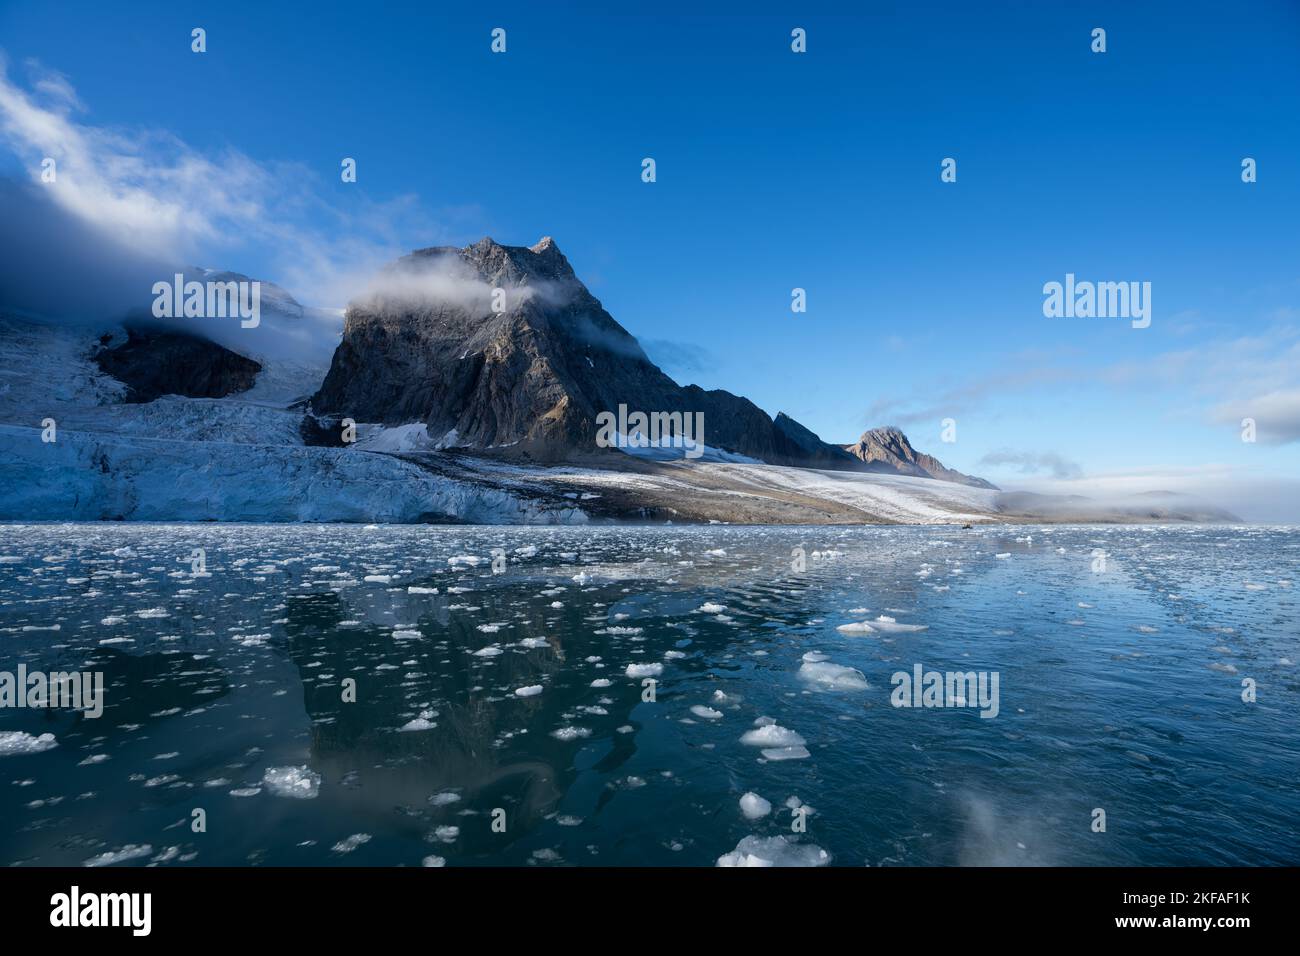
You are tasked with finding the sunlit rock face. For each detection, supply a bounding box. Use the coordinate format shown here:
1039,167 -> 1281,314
310,236 -> 848,466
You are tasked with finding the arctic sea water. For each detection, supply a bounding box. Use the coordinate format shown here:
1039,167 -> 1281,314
0,524 -> 1296,867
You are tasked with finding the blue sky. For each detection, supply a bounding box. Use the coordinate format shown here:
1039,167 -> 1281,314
1,0 -> 1299,517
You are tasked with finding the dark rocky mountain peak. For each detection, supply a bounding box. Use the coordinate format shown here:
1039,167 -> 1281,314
312,237 -> 844,464
845,425 -> 997,489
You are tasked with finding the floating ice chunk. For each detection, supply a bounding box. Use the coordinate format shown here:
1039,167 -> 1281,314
572,572 -> 592,585
399,711 -> 437,731
473,646 -> 503,657
870,615 -> 928,633
740,723 -> 806,748
422,855 -> 447,867
785,795 -> 814,813
798,661 -> 868,690
739,792 -> 772,819
262,765 -> 321,799
590,678 -> 612,687
802,651 -> 829,663
848,607 -> 869,614
717,835 -> 829,867
429,791 -> 461,806
433,825 -> 459,843
551,726 -> 591,741
408,586 -> 439,594
331,833 -> 371,853
1208,662 -> 1238,674
363,575 -> 392,584
626,663 -> 663,678
690,705 -> 724,720
836,621 -> 875,634
598,626 -> 643,635
0,731 -> 57,756
515,685 -> 543,697
448,555 -> 483,567
477,624 -> 502,633
135,608 -> 168,619
83,844 -> 153,867
995,553 -> 1010,560
393,629 -> 421,639
761,746 -> 811,761
704,549 -> 727,557
514,546 -> 538,558
698,603 -> 727,614
519,637 -> 549,648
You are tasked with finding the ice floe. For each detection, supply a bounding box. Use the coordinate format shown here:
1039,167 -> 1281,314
717,835 -> 829,867
262,765 -> 321,799
798,660 -> 869,690
0,731 -> 58,756
739,792 -> 772,819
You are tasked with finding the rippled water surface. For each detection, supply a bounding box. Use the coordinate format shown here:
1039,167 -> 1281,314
1,523 -> 1297,866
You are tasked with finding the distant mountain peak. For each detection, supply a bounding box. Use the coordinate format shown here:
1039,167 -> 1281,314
845,426 -> 997,489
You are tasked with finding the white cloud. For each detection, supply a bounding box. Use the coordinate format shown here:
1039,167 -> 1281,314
978,449 -> 1083,479
0,55 -> 462,311
1212,388 -> 1300,445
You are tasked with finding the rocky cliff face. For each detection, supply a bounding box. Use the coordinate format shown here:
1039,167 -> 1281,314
311,237 -> 850,465
844,426 -> 997,489
94,324 -> 262,403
